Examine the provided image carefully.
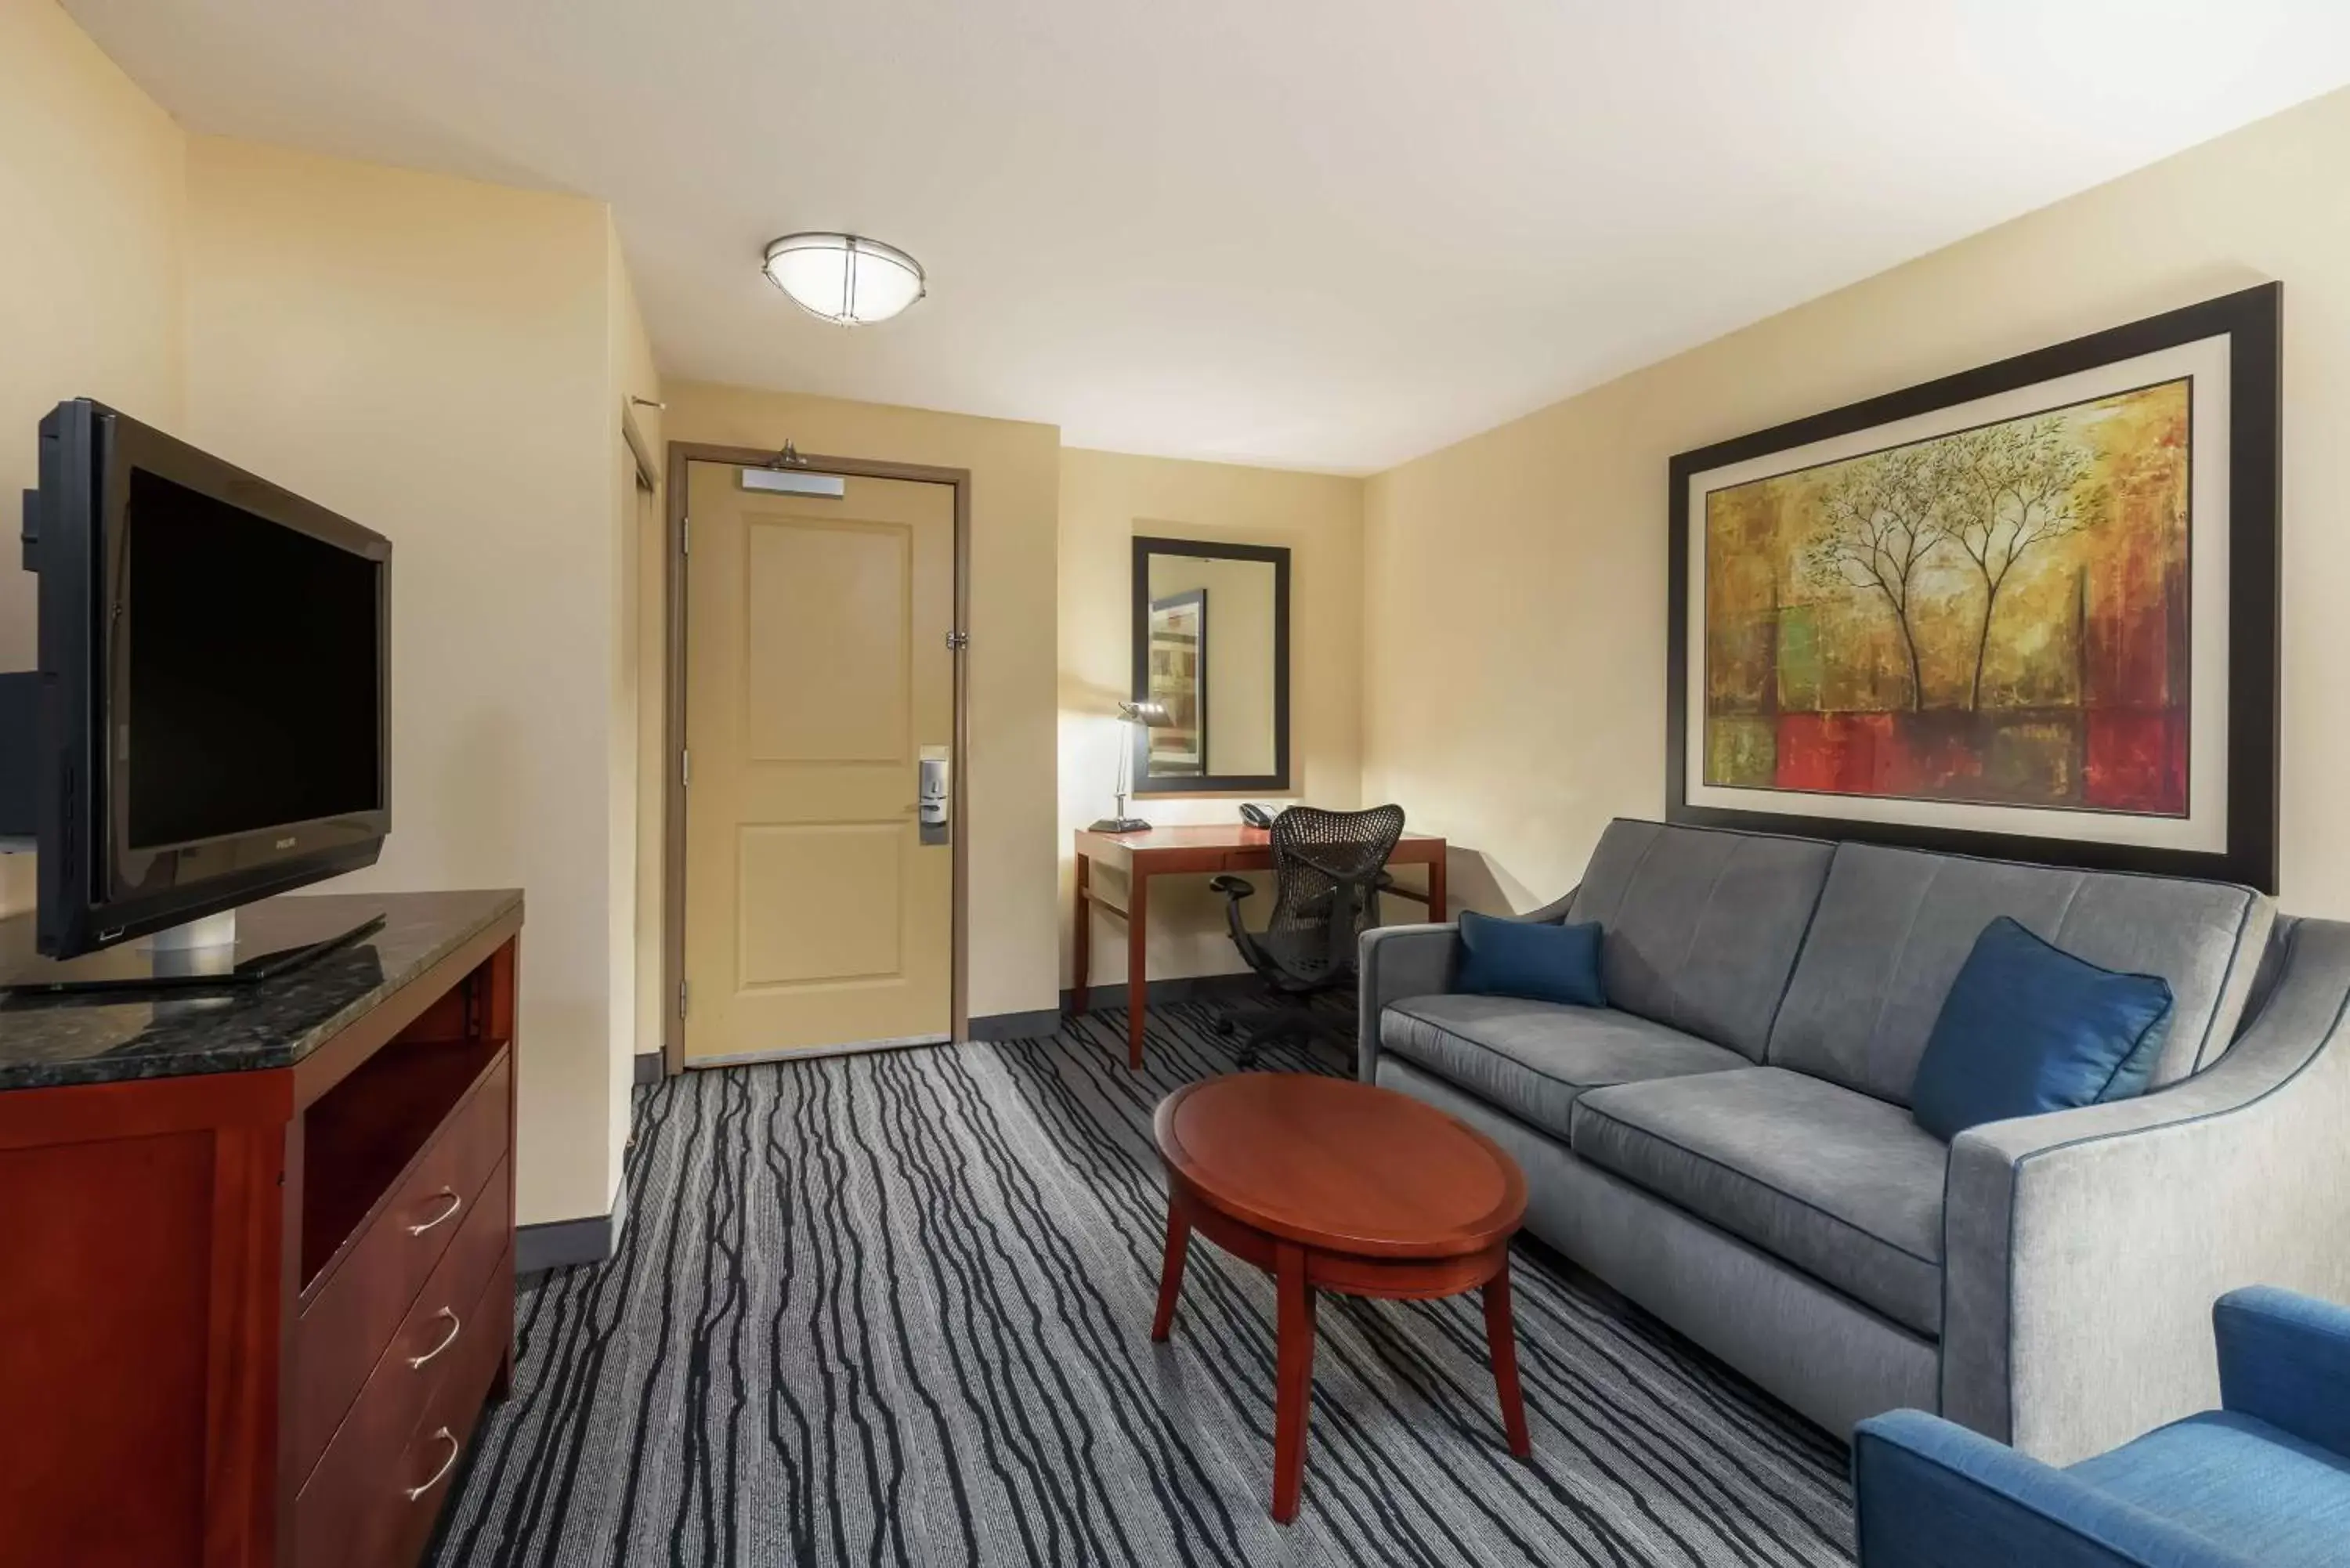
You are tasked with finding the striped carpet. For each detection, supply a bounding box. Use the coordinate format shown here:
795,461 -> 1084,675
428,1004 -> 1856,1567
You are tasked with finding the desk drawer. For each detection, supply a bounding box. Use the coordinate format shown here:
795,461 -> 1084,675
294,1242 -> 513,1568
294,1053 -> 511,1479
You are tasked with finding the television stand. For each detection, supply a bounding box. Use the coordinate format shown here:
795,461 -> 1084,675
0,890 -> 523,1568
0,897 -> 385,995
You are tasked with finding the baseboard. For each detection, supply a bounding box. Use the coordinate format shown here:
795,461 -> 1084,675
1061,970 -> 1260,1011
516,1171 -> 631,1275
968,974 -> 1262,1042
634,1050 -> 664,1086
967,1007 -> 1061,1041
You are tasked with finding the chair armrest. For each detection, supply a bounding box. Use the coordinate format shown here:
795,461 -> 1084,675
1941,917 -> 2350,1464
1207,875 -> 1266,972
1356,923 -> 1459,1082
2214,1286 -> 2350,1456
1852,1411 -> 2261,1568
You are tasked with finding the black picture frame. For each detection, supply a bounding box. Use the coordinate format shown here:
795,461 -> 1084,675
1665,282 -> 2280,892
1130,535 -> 1292,795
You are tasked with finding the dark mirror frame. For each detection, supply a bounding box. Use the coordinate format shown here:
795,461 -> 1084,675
1130,534 -> 1291,795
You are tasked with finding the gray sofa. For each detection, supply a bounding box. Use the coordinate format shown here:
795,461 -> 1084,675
1359,818 -> 2350,1465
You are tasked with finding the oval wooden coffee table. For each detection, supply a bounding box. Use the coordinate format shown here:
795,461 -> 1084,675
1150,1072 -> 1532,1523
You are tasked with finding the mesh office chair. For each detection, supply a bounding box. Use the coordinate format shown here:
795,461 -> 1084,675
1209,804 -> 1407,1067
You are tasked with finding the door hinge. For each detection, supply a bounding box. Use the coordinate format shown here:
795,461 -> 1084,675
681,750 -> 691,788
945,629 -> 969,651
680,516 -> 690,555
678,980 -> 689,1020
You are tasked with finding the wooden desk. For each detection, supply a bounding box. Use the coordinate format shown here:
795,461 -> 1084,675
1072,824 -> 1448,1069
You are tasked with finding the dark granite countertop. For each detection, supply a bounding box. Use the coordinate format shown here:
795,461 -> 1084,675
0,890 -> 522,1091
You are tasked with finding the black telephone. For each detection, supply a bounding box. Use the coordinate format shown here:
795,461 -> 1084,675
1239,803 -> 1277,829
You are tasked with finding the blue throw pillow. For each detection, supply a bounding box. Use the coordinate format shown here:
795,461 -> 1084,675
1454,909 -> 1606,1009
1911,916 -> 2175,1142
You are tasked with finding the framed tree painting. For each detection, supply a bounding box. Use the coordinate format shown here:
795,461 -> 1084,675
1147,589 -> 1207,775
1667,283 -> 2280,891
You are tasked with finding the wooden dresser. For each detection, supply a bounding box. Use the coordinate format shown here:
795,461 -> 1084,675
0,890 -> 524,1568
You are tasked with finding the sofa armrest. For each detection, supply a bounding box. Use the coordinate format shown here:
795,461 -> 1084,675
1942,917 -> 2350,1464
1357,923 -> 1459,1082
2214,1286 -> 2350,1457
1354,886 -> 1582,1082
1852,1411 -> 2261,1568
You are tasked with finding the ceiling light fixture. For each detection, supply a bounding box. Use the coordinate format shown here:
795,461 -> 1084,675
761,233 -> 925,326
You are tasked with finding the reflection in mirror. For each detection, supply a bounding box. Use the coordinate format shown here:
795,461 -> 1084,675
1132,537 -> 1289,793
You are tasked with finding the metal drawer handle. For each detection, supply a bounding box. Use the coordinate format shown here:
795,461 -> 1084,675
407,1307 -> 462,1370
407,1187 -> 463,1236
405,1427 -> 459,1501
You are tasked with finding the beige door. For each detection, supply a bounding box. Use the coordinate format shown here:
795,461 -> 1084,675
682,461 -> 955,1060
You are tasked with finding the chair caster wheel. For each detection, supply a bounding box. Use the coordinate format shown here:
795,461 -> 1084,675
1211,1017 -> 1235,1036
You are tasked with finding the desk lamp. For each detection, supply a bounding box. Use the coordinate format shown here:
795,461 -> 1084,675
1092,699 -> 1172,833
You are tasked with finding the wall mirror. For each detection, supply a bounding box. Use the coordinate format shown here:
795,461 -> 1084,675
1130,535 -> 1291,794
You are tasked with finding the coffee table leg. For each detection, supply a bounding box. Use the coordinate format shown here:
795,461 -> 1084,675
1484,1264 -> 1533,1459
1271,1242 -> 1318,1523
1151,1201 -> 1190,1342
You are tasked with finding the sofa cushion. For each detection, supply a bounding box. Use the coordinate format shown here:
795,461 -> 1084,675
1910,916 -> 2176,1140
2067,1411 -> 2350,1568
1380,994 -> 1747,1141
1564,819 -> 1835,1061
1454,910 -> 1607,1008
1571,1067 -> 1947,1335
1767,842 -> 2272,1104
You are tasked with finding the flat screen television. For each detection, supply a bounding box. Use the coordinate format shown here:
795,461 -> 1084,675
1,399 -> 390,966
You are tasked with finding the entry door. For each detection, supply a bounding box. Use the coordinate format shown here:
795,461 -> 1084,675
682,461 -> 955,1060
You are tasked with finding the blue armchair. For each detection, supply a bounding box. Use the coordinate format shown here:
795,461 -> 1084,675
1853,1287 -> 2350,1567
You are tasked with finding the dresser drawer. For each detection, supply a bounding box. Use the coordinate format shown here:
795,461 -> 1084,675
293,1243 -> 514,1568
294,1053 -> 511,1479
296,1154 -> 510,1486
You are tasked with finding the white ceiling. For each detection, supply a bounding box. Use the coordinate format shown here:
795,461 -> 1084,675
65,0 -> 2350,473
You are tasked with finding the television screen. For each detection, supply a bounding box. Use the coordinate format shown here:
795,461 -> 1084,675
4,399 -> 392,961
122,468 -> 385,849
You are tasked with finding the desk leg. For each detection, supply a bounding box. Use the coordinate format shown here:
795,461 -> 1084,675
1071,854 -> 1090,1015
1125,869 -> 1149,1070
1428,851 -> 1448,922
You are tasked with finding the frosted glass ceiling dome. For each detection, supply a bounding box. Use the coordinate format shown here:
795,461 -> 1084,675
761,233 -> 926,326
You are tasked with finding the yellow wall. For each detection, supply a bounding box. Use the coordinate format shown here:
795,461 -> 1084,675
0,0 -> 188,919
182,135 -> 641,1227
1059,448 -> 1364,984
1366,85 -> 2350,918
663,381 -> 1063,1021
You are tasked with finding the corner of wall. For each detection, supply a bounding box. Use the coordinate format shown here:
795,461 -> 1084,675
176,140 -> 636,1227
605,215 -> 663,1172
1053,448 -> 1371,986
